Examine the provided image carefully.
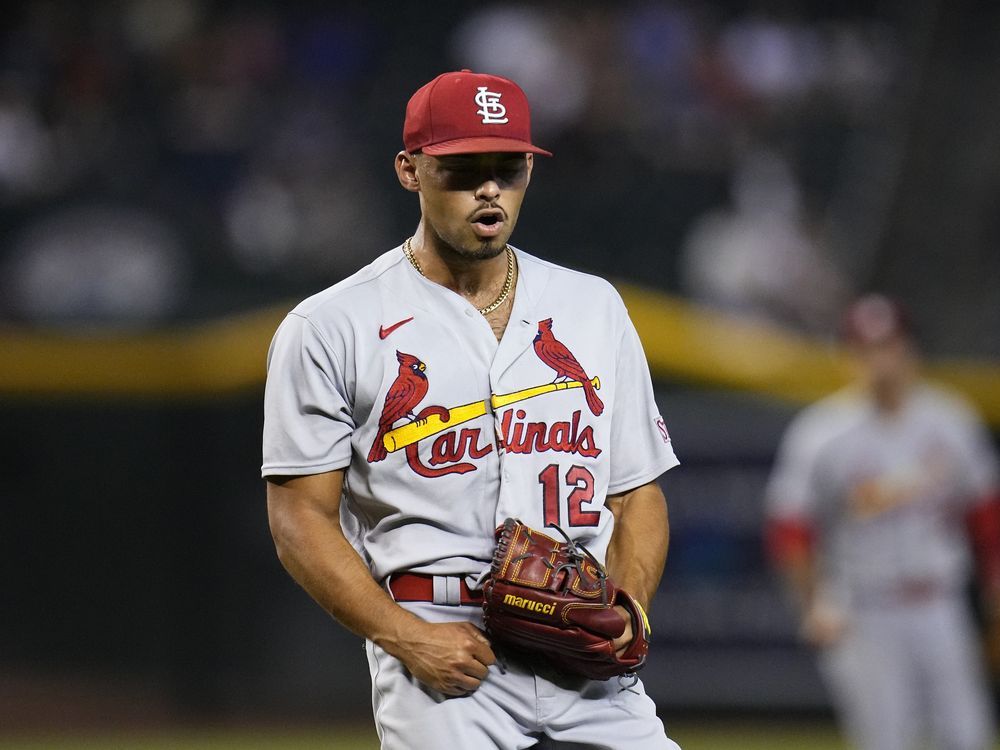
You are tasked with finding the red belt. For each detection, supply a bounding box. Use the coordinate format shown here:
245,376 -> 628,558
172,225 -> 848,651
894,579 -> 948,605
388,573 -> 483,606
856,579 -> 953,607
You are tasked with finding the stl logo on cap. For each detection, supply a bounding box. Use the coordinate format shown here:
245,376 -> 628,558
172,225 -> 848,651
402,70 -> 552,156
475,86 -> 508,125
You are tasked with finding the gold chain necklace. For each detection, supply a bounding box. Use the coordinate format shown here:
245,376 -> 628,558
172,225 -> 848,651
402,237 -> 515,316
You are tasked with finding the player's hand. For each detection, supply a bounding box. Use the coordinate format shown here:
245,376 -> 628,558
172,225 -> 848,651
397,620 -> 496,696
801,600 -> 848,648
612,604 -> 635,656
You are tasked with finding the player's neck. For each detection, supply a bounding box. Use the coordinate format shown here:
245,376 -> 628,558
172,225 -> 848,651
871,378 -> 914,415
407,230 -> 512,306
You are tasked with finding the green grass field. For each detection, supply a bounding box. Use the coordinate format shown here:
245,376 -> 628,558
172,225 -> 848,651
10,721 -> 1000,749
0,720 -> 849,750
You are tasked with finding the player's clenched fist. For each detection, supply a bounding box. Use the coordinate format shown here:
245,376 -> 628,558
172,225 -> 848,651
395,620 -> 496,696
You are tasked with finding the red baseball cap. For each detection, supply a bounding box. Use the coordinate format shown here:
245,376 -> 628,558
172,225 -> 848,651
403,70 -> 552,157
840,293 -> 913,345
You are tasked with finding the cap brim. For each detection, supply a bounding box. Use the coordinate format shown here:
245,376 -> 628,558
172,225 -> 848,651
421,136 -> 552,157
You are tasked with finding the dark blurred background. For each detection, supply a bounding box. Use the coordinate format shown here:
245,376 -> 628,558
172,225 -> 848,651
1,0 -> 998,738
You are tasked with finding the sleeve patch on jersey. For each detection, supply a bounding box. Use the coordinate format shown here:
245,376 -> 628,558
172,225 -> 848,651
656,416 -> 671,444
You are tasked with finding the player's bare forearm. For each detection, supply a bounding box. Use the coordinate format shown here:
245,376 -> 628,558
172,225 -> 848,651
266,471 -> 494,694
605,480 -> 669,612
770,542 -> 846,648
267,470 -> 415,642
778,551 -> 820,613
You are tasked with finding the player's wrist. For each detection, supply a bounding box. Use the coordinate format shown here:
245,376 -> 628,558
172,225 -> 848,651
368,606 -> 425,656
630,597 -> 651,636
617,582 -> 653,616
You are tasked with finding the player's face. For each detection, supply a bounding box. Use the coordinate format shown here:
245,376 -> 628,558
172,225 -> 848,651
853,335 -> 917,396
404,152 -> 533,260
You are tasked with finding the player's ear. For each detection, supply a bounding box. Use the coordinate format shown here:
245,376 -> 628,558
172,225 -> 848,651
396,151 -> 420,192
525,153 -> 533,186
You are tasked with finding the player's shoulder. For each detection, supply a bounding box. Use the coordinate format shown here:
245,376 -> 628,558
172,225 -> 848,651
912,381 -> 986,427
517,249 -> 621,294
515,248 -> 627,313
288,246 -> 406,321
783,386 -> 867,447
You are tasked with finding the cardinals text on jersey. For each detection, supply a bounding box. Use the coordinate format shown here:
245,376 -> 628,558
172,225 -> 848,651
366,318 -> 605,477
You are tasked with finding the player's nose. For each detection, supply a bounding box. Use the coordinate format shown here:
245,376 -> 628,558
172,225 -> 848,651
475,178 -> 500,202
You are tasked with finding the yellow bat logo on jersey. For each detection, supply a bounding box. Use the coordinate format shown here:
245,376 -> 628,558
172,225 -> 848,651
382,377 -> 600,452
369,317 -> 606,478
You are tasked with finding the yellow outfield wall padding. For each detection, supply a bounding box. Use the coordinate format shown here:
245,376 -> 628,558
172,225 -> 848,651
0,284 -> 998,428
616,282 -> 1000,426
0,304 -> 289,396
619,284 -> 855,403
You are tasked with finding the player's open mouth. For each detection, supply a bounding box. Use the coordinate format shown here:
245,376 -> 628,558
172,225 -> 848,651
471,210 -> 505,237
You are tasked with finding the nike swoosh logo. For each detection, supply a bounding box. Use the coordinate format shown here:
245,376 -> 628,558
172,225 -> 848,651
379,317 -> 414,340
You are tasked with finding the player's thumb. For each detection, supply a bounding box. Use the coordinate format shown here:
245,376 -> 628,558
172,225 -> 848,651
464,625 -> 496,662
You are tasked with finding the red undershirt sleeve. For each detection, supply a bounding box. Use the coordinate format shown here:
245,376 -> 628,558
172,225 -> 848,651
765,516 -> 817,568
967,492 -> 1000,593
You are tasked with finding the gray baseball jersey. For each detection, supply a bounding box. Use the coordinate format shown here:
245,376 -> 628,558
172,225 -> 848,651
262,244 -> 678,583
766,383 -> 999,601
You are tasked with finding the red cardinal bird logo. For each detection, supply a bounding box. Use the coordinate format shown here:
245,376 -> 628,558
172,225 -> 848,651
532,318 -> 604,417
367,351 -> 429,462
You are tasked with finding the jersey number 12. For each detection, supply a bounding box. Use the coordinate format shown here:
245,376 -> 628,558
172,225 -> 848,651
538,464 -> 599,527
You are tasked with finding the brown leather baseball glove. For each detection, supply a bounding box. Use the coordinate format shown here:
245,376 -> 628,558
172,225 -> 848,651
482,518 -> 650,680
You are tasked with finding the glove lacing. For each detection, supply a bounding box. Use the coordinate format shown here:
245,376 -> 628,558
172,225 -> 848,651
548,524 -> 643,692
545,523 -> 609,605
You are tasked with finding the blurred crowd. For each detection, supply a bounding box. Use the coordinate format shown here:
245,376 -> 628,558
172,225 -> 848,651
0,1 -> 904,335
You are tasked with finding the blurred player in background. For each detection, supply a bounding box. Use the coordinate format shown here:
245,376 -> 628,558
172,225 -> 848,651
765,293 -> 1000,750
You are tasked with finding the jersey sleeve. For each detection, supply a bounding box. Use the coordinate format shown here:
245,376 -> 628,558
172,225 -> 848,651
606,314 -> 679,495
261,312 -> 355,477
946,396 -> 1000,500
765,413 -> 825,521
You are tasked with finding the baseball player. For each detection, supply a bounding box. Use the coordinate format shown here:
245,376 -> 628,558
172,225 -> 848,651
262,70 -> 681,749
765,293 -> 1000,750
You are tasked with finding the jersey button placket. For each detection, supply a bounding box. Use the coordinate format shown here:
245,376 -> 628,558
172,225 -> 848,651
490,373 -> 513,527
